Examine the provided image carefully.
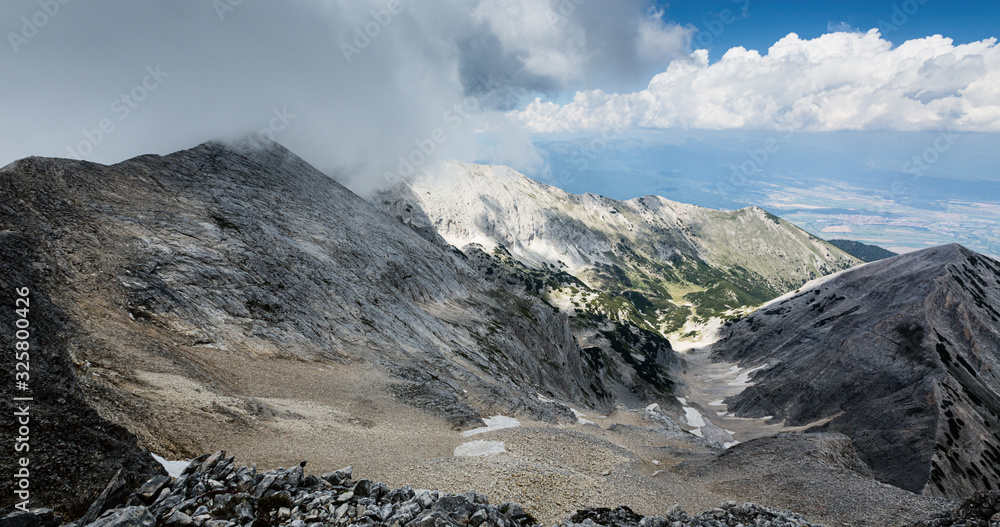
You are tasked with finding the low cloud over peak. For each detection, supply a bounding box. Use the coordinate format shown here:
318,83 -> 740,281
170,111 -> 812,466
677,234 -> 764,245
0,0 -> 691,193
513,30 -> 1000,133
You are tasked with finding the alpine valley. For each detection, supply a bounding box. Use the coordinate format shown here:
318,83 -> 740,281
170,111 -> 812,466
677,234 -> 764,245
2,140 -> 999,527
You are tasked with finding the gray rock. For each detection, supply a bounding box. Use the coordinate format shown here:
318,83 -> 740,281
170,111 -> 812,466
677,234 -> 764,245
469,509 -> 490,527
135,475 -> 171,504
182,455 -> 211,476
409,511 -> 459,527
641,404 -> 682,433
82,507 -> 155,527
321,466 -> 353,487
80,470 -> 131,526
287,465 -> 304,489
198,452 -> 225,475
253,475 -> 277,499
388,502 -> 423,525
351,479 -> 372,498
162,511 -> 193,527
0,508 -> 62,527
336,491 -> 354,504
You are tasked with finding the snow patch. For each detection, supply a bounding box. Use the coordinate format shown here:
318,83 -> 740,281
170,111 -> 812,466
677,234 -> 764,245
727,364 -> 767,387
570,408 -> 595,426
675,396 -> 687,405
683,407 -> 706,428
454,440 -> 506,457
708,399 -> 725,407
152,453 -> 189,478
462,415 -> 521,437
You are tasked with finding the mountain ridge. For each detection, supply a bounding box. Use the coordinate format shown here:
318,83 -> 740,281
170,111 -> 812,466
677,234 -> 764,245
827,238 -> 898,262
378,160 -> 860,339
711,243 -> 1000,498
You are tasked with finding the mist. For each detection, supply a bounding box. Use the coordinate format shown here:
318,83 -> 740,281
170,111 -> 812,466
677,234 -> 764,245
0,0 -> 691,194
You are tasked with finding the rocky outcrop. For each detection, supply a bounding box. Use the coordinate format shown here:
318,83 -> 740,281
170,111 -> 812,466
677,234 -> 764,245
712,244 -> 1000,498
562,503 -> 819,527
13,452 -> 828,527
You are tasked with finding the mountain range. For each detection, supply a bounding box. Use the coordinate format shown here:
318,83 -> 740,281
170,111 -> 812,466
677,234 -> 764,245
377,161 -> 858,337
2,140 -> 997,526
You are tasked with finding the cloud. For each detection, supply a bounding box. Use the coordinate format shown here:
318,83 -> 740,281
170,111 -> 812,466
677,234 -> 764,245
512,30 -> 1000,133
0,0 -> 690,193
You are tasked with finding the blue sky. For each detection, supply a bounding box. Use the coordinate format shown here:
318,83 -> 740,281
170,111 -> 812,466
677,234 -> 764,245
660,0 -> 1000,61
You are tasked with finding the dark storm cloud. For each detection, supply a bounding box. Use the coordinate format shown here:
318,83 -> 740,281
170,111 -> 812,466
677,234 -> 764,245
0,0 -> 690,192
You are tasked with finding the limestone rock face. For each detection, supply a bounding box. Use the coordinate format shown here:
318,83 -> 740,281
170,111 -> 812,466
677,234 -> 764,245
713,244 -> 1000,498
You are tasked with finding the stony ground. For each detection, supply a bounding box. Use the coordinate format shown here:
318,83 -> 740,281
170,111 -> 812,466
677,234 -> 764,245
80,343 -> 955,527
8,450 -> 987,527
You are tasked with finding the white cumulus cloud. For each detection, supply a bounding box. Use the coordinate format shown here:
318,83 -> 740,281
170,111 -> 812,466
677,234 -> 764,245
512,30 -> 1000,132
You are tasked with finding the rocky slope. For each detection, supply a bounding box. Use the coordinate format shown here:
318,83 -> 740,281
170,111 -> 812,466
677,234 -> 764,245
7,445 -> 977,527
0,140 -> 674,514
377,161 -> 859,337
711,244 -> 1000,499
0,251 -> 164,518
0,449 -> 947,527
